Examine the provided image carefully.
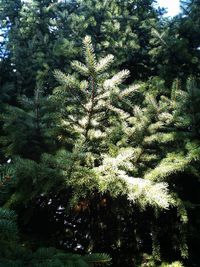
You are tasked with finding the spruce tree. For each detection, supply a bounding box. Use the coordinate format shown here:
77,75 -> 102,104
0,0 -> 162,100
0,36 -> 173,267
59,0 -> 160,79
51,35 -> 172,209
0,85 -> 57,160
0,0 -> 61,96
150,0 -> 200,84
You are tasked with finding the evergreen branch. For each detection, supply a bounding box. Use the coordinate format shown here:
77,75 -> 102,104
119,84 -> 141,99
103,70 -> 130,89
54,70 -> 88,112
54,70 -> 79,89
107,104 -> 130,119
71,60 -> 89,76
83,36 -> 97,71
96,54 -> 114,73
96,149 -> 173,209
145,154 -> 190,181
83,253 -> 112,266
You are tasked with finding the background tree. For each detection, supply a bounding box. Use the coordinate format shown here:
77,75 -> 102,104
0,0 -> 162,99
150,0 -> 200,85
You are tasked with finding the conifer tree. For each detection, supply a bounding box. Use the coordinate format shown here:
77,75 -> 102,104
0,85 -> 57,160
58,0 -> 160,79
0,36 -> 173,267
0,0 -> 161,100
0,0 -> 61,96
150,0 -> 200,84
51,35 -> 172,209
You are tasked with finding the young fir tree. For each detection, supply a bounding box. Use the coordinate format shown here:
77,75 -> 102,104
3,36 -> 200,266
0,36 -> 173,267
31,35 -> 174,266
0,85 -> 57,161
50,35 -> 172,209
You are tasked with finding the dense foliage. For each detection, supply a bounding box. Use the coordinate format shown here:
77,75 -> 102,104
0,0 -> 200,266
